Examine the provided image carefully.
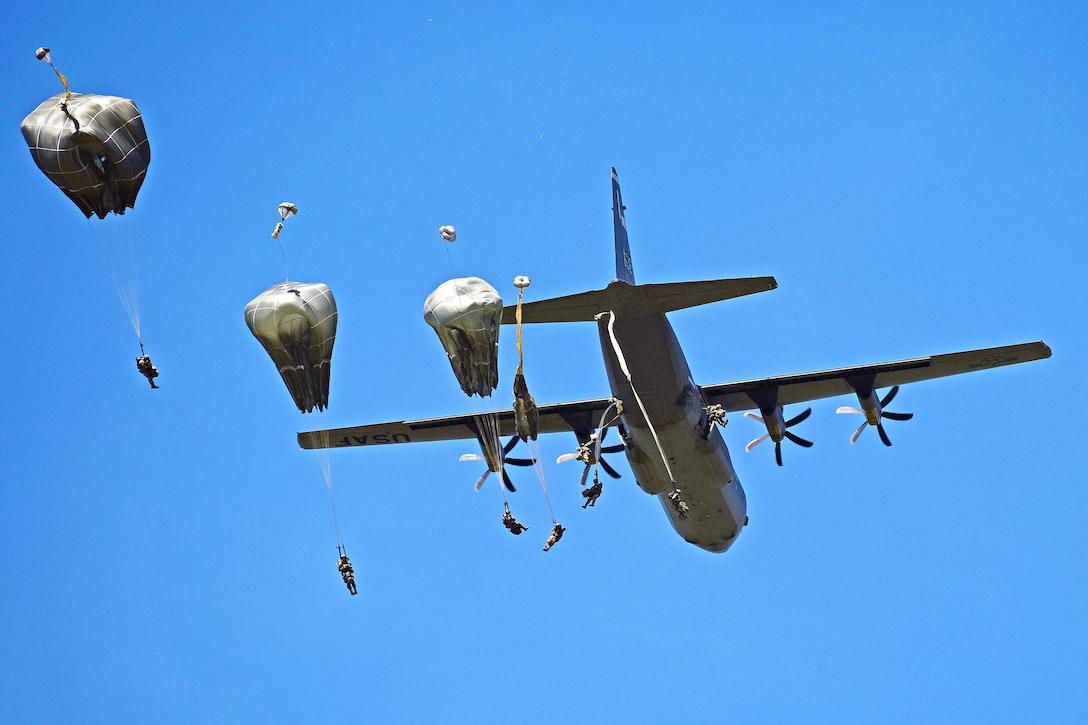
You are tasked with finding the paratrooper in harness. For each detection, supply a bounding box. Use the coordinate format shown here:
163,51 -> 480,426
543,522 -> 565,551
502,509 -> 528,535
337,554 -> 357,595
136,354 -> 159,389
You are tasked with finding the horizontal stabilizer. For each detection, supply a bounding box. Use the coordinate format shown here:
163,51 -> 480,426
642,277 -> 778,313
500,276 -> 777,325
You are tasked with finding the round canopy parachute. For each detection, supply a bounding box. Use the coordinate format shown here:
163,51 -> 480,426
424,277 -> 502,398
245,282 -> 337,413
21,92 -> 151,219
278,202 -> 298,221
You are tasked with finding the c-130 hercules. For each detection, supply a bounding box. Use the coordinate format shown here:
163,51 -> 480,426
299,168 -> 1050,553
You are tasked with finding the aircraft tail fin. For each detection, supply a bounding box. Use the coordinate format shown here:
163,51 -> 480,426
611,167 -> 635,284
497,167 -> 777,325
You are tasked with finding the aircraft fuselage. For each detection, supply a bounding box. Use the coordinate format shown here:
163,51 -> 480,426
593,280 -> 747,552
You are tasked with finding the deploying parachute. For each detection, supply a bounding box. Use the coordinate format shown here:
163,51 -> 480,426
511,275 -> 539,441
245,282 -> 338,413
271,202 -> 298,239
21,91 -> 150,219
424,277 -> 502,398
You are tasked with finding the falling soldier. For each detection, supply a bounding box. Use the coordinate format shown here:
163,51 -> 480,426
136,354 -> 159,389
337,553 -> 357,596
502,509 -> 529,535
668,489 -> 690,520
582,476 -> 603,508
543,522 -> 565,551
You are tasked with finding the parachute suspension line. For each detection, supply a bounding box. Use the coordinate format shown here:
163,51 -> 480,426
599,310 -> 682,502
527,437 -> 557,524
35,48 -> 71,100
315,428 -> 346,552
475,410 -> 511,510
87,214 -> 142,343
434,228 -> 468,322
438,225 -> 457,279
271,203 -> 298,284
444,242 -> 456,280
278,240 -> 289,284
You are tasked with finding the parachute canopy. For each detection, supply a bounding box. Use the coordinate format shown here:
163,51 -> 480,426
245,282 -> 337,413
424,277 -> 502,398
278,202 -> 298,221
21,92 -> 151,219
439,225 -> 456,243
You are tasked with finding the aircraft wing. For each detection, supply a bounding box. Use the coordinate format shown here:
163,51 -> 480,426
298,396 -> 616,449
700,341 -> 1051,412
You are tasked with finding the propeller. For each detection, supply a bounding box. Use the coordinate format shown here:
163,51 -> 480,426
557,426 -> 626,487
744,407 -> 814,466
460,436 -> 534,491
836,385 -> 914,446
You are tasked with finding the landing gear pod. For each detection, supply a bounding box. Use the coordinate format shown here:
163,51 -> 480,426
245,282 -> 338,413
424,277 -> 502,398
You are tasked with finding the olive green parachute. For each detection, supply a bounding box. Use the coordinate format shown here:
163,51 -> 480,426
424,277 -> 502,398
20,92 -> 150,219
245,282 -> 337,413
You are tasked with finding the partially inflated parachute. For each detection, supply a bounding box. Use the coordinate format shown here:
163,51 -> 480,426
245,282 -> 337,413
424,277 -> 502,398
21,92 -> 150,219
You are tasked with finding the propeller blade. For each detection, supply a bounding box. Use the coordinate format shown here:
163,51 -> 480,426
775,441 -> 783,467
505,456 -> 535,467
849,421 -> 867,445
879,383 -> 905,407
460,453 -> 485,462
784,430 -> 814,448
786,407 -> 812,427
883,411 -> 914,421
502,469 -> 517,492
836,406 -> 863,415
556,453 -> 579,464
578,464 -> 590,488
880,386 -> 900,407
877,423 -> 892,447
746,434 -> 769,452
474,470 -> 491,491
600,458 -> 623,479
502,437 -> 520,454
744,411 -> 764,423
601,444 -> 626,454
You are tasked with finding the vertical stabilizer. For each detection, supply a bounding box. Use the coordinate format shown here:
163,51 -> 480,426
611,167 -> 636,284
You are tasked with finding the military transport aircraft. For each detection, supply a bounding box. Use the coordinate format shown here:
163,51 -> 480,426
298,168 -> 1051,553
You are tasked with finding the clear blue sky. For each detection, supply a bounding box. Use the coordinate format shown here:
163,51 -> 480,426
3,3 -> 1085,722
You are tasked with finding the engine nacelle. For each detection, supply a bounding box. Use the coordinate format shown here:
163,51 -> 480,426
757,404 -> 788,442
852,391 -> 884,426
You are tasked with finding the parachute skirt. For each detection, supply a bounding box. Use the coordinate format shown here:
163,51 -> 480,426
21,92 -> 151,219
245,282 -> 337,413
424,277 -> 502,398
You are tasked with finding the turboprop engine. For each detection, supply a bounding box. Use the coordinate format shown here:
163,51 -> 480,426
836,385 -> 914,446
744,404 -> 813,467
